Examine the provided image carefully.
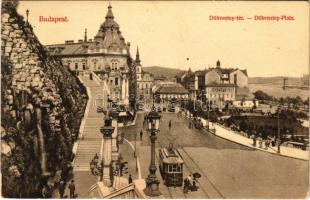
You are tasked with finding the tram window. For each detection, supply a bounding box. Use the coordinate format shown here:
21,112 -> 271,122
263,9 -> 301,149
172,165 -> 178,172
168,165 -> 172,172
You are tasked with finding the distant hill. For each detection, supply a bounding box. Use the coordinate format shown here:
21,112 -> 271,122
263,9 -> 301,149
143,66 -> 184,79
249,76 -> 303,85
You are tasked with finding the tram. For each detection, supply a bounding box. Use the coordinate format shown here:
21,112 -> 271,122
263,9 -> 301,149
158,146 -> 184,186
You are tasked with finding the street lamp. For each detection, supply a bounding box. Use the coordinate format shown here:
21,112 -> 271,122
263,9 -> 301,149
144,105 -> 161,197
277,106 -> 282,154
100,111 -> 115,186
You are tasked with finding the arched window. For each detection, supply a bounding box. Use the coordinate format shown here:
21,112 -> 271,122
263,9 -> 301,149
94,62 -> 98,70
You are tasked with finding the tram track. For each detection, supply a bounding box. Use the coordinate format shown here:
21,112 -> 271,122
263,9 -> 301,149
180,147 -> 225,199
156,121 -> 208,198
177,148 -> 210,198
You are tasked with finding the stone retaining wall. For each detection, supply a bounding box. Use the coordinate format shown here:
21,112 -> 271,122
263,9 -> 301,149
1,1 -> 87,197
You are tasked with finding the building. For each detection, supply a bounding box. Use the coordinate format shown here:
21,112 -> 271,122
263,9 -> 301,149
46,4 -> 135,105
176,68 -> 198,100
153,82 -> 189,104
204,60 -> 249,109
134,47 -> 154,101
232,87 -> 258,109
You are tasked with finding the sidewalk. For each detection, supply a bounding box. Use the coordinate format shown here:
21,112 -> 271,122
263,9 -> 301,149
178,108 -> 309,161
212,123 -> 309,161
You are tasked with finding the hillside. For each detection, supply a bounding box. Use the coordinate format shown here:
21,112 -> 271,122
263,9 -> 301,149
143,66 -> 184,79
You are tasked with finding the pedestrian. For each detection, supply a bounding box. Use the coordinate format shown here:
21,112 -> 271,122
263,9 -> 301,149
258,137 -> 263,148
94,153 -> 99,167
183,178 -> 189,193
140,130 -> 143,141
90,159 -> 95,175
192,180 -> 197,191
128,174 -> 133,184
169,120 -> 172,129
59,180 -> 65,198
68,180 -> 76,198
253,134 -> 257,147
187,174 -> 193,186
266,139 -> 270,150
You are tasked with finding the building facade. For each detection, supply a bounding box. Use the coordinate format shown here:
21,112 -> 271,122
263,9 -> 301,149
204,60 -> 249,109
134,48 -> 154,101
153,82 -> 189,104
176,68 -> 198,100
46,4 -> 134,105
178,60 -> 251,109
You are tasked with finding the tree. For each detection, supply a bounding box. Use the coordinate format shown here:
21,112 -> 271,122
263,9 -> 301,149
253,90 -> 274,101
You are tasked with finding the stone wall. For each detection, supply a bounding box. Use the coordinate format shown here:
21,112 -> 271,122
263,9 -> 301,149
1,1 -> 87,197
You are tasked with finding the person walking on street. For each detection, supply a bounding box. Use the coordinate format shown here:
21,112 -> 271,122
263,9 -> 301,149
94,153 -> 99,167
183,177 -> 189,193
90,159 -> 95,175
59,180 -> 65,198
253,134 -> 257,147
69,180 -> 76,198
128,174 -> 133,184
140,130 -> 143,141
265,139 -> 270,150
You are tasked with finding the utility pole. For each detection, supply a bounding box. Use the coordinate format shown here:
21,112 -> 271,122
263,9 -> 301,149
26,9 -> 29,24
277,106 -> 281,154
134,133 -> 137,158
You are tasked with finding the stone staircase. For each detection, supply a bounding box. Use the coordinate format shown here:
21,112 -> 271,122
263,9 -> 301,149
74,75 -> 105,171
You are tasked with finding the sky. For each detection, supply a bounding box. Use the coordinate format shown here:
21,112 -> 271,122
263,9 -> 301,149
17,1 -> 309,77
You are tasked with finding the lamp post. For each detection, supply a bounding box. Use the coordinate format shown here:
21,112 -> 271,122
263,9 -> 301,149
277,106 -> 281,154
144,105 -> 161,197
100,112 -> 115,186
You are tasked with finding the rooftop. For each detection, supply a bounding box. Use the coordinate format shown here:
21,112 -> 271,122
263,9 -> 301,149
155,83 -> 189,94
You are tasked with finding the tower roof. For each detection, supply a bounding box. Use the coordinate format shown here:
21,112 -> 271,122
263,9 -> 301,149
93,3 -> 127,51
97,3 -> 120,36
84,28 -> 87,42
106,3 -> 114,19
135,46 -> 141,65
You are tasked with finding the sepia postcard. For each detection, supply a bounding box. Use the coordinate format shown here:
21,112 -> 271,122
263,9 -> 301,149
1,0 -> 309,199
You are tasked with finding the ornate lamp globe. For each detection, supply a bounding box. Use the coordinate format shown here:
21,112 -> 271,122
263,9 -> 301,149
146,105 -> 161,131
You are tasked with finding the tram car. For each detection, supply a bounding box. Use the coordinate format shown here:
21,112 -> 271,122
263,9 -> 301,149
158,146 -> 184,186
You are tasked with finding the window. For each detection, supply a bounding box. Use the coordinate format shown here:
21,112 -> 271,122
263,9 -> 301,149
75,63 -> 78,70
115,78 -> 118,86
82,63 -> 86,70
234,74 -> 237,85
111,62 -> 118,71
94,62 -> 97,70
168,165 -> 172,172
110,80 -> 113,85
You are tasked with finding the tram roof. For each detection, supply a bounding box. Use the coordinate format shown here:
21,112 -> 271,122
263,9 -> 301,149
160,147 -> 184,164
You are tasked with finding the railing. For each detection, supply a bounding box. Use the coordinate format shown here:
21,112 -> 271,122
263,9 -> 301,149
103,184 -> 136,199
